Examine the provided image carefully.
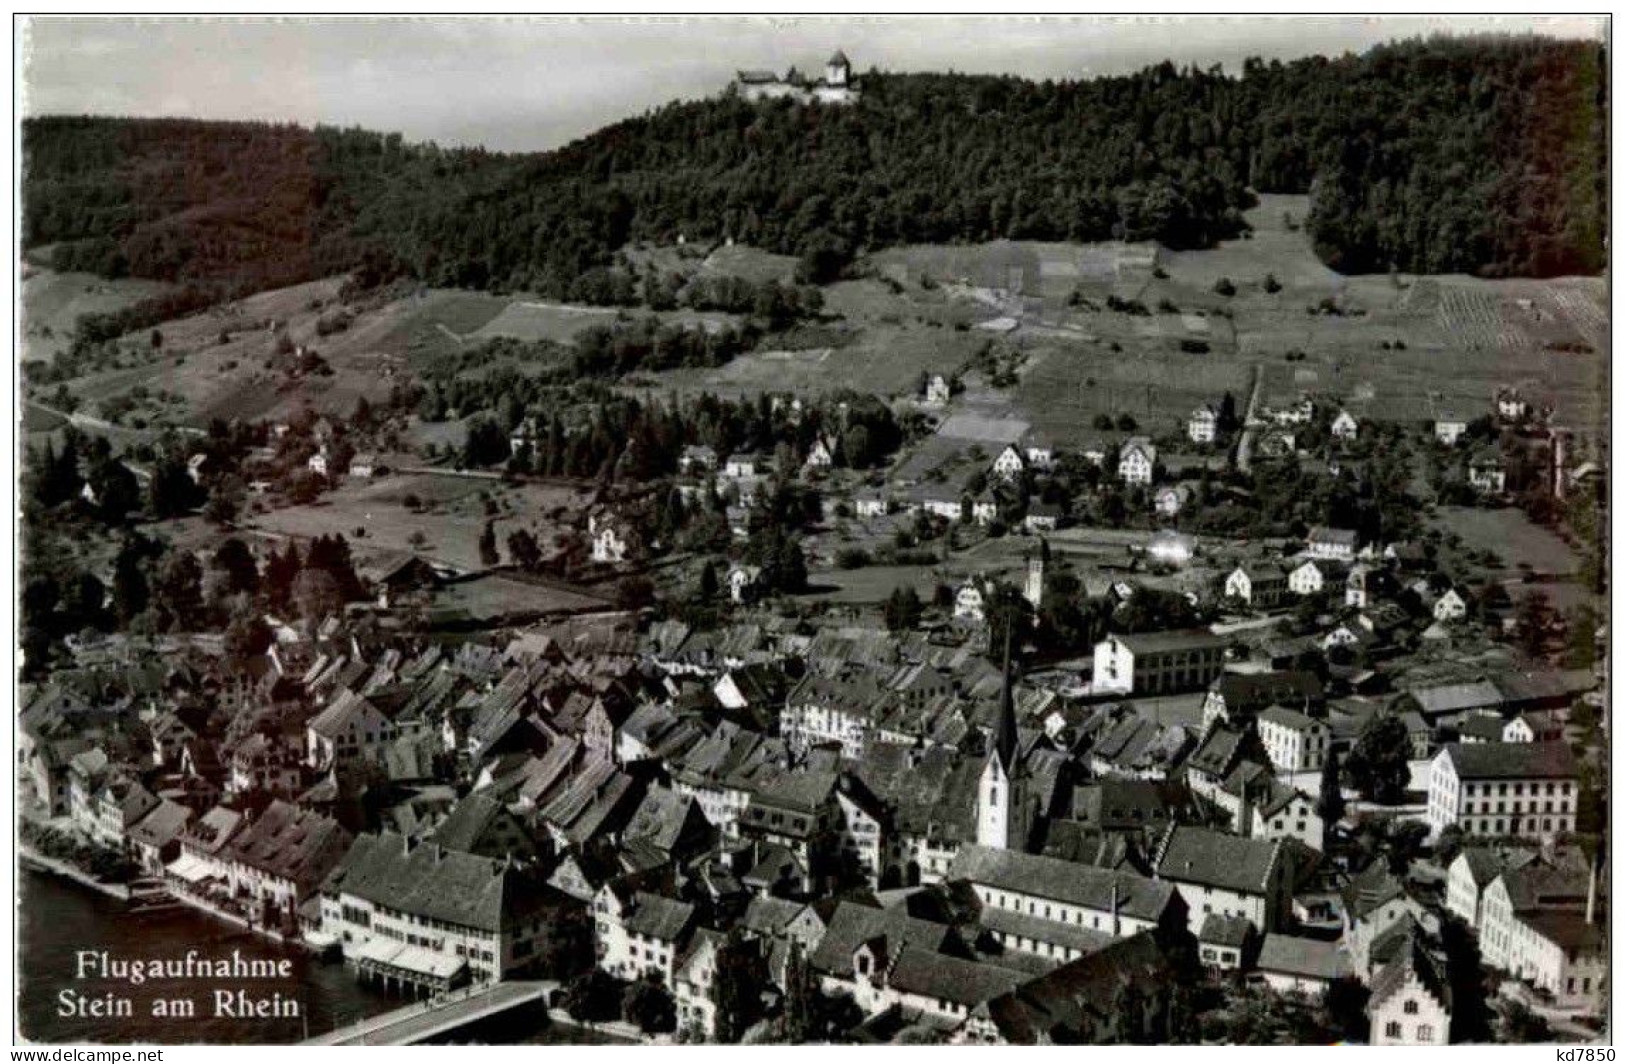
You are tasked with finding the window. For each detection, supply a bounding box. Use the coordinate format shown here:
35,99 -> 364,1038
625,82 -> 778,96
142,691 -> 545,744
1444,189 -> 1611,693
1417,1025 -> 1434,1042
1403,1001 -> 1418,1015
1385,1022 -> 1402,1038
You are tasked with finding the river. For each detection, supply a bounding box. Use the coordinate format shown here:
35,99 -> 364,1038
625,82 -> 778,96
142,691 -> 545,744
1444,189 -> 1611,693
18,867 -> 398,1044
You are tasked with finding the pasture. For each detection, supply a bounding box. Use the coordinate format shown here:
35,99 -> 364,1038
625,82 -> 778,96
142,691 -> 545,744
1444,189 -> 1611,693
1430,505 -> 1583,576
19,268 -> 175,365
245,473 -> 592,572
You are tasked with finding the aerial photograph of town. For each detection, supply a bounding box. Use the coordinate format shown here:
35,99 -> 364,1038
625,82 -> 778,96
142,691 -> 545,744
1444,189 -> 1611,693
10,13 -> 1612,1048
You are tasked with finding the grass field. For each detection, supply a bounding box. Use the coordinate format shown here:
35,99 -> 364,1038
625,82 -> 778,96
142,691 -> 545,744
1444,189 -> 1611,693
245,474 -> 592,572
1430,505 -> 1583,576
19,268 -> 176,365
30,191 -> 1608,453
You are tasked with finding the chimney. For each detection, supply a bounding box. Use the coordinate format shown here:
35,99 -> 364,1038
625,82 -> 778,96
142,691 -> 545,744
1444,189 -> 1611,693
1586,855 -> 1598,926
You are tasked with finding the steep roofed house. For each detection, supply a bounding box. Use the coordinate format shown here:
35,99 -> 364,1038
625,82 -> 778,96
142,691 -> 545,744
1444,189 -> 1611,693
1152,824 -> 1291,933
1306,526 -> 1359,562
306,689 -> 395,771
1118,437 -> 1157,486
1256,705 -> 1330,774
593,885 -> 696,984
222,799 -> 353,926
1224,563 -> 1288,609
322,833 -> 561,990
1368,937 -> 1452,1045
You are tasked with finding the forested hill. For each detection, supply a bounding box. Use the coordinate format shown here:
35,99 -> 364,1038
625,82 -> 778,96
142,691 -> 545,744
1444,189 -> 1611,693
22,35 -> 1605,300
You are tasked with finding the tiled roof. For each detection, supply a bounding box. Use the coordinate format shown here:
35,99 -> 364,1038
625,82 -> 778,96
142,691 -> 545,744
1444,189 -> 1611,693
951,844 -> 1177,922
1442,741 -> 1578,780
1256,934 -> 1351,981
1154,824 -> 1281,895
325,832 -> 552,933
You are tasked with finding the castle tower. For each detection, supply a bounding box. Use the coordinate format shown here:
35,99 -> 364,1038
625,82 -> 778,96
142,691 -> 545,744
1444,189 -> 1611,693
976,626 -> 1019,850
825,49 -> 851,88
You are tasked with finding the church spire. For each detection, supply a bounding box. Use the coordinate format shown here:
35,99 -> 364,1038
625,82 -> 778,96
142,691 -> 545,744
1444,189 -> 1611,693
994,619 -> 1018,772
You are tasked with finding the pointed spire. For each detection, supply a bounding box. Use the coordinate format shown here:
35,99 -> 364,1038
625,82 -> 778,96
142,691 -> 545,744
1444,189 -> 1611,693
994,620 -> 1018,772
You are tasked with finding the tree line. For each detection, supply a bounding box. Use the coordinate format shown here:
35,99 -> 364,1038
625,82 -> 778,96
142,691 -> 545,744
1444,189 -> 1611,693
21,36 -> 1605,304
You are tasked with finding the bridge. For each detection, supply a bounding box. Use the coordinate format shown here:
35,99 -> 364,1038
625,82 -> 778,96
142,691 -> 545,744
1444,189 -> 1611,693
302,980 -> 555,1045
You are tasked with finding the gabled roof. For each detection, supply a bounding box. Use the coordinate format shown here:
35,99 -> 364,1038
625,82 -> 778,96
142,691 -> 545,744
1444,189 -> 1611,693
1154,824 -> 1281,896
1256,934 -> 1351,981
1440,741 -> 1578,780
952,844 -> 1178,921
807,901 -> 949,979
324,832 -> 553,933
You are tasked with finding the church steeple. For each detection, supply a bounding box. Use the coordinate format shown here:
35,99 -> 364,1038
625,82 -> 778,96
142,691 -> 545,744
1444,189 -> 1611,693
994,621 -> 1018,773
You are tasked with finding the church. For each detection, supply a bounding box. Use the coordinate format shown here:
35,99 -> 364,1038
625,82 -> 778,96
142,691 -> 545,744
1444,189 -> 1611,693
734,49 -> 860,105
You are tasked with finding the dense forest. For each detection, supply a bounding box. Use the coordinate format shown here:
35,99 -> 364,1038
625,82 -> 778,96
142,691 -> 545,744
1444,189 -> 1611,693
22,35 -> 1606,300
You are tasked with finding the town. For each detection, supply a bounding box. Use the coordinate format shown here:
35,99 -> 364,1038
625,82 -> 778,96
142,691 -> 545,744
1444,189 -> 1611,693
15,29 -> 1610,1048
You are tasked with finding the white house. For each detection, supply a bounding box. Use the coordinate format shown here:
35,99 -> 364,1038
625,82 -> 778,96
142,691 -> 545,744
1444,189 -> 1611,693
589,513 -> 632,564
1257,705 -> 1329,774
1307,526 -> 1359,561
805,436 -> 836,470
1368,942 -> 1452,1046
1118,437 -> 1157,486
924,374 -> 952,405
1152,824 -> 1291,933
954,582 -> 987,624
1330,410 -> 1359,441
1092,630 -> 1228,697
1225,565 -> 1287,609
727,565 -> 761,604
593,885 -> 696,985
1288,560 -> 1327,597
1188,405 -> 1218,444
1255,934 -> 1351,995
1154,484 -> 1190,517
1469,455 -> 1507,494
1432,588 -> 1468,623
992,444 -> 1026,481
1435,417 -> 1468,446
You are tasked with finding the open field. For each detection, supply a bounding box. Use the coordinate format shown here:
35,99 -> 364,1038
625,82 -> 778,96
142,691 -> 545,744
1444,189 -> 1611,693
19,268 -> 175,365
243,473 -> 593,573
1430,505 -> 1584,576
27,191 -> 1608,453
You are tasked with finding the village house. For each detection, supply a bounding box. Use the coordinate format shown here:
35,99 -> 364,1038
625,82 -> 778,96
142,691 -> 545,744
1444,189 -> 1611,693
1153,484 -> 1190,518
1188,404 -> 1218,444
1477,857 -> 1605,1011
593,884 -> 697,984
589,512 -> 635,564
1368,938 -> 1452,1045
1118,437 -> 1157,486
992,444 -> 1026,480
306,689 -> 396,770
320,832 -> 558,991
1435,416 -> 1468,445
1288,559 -> 1330,596
1306,526 -> 1359,561
1257,705 -> 1330,774
924,373 -> 952,405
1330,409 -> 1359,441
221,799 -> 353,927
1433,587 -> 1469,623
1469,453 -> 1507,494
1152,824 -> 1292,933
1255,933 -> 1352,995
1224,564 -> 1288,609
1426,742 -> 1580,842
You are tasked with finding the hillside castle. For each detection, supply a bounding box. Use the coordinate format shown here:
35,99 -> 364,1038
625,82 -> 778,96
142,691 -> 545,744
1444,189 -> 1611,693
733,49 -> 859,105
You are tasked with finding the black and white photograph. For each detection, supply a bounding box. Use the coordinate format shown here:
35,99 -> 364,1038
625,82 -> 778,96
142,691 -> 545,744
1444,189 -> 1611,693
10,13 -> 1613,1047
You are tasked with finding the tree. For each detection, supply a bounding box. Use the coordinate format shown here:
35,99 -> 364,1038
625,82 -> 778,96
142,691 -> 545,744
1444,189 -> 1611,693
89,459 -> 141,522
507,528 -> 543,570
697,560 -> 719,603
1316,746 -> 1347,827
710,933 -> 766,1043
780,938 -> 817,1044
212,537 -> 260,596
622,976 -> 677,1035
151,551 -> 204,632
148,453 -> 198,518
564,970 -> 623,1024
223,607 -> 272,663
1346,714 -> 1412,804
204,477 -> 245,526
478,521 -> 500,567
462,415 -> 511,468
1515,591 -> 1558,658
884,585 -> 923,631
111,538 -> 151,626
292,568 -> 343,621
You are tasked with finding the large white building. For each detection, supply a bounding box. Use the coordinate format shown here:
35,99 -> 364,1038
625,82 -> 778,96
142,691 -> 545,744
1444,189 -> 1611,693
1256,705 -> 1329,774
1092,630 -> 1228,697
1118,437 -> 1157,485
1426,742 -> 1580,842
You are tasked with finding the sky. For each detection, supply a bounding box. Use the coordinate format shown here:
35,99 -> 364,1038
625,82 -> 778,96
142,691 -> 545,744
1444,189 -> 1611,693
20,16 -> 1608,154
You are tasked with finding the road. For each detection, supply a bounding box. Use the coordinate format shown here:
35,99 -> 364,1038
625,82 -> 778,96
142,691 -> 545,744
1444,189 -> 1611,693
1234,362 -> 1266,474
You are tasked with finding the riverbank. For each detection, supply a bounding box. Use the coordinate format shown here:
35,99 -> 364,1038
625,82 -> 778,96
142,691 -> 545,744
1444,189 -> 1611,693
165,883 -> 319,952
18,845 -> 131,902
